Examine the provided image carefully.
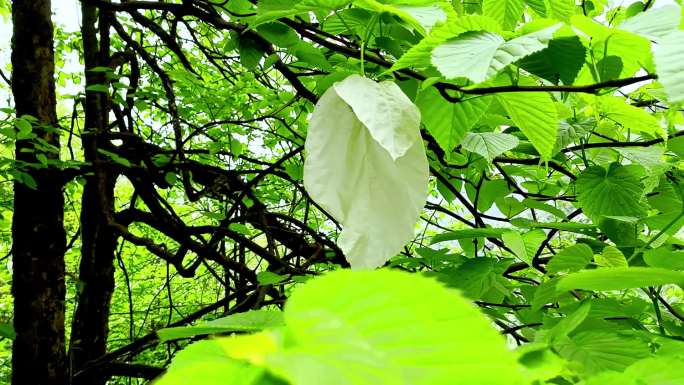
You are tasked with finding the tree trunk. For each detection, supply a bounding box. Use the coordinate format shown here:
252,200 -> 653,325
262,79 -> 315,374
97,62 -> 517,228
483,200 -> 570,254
69,4 -> 117,385
10,1 -> 67,385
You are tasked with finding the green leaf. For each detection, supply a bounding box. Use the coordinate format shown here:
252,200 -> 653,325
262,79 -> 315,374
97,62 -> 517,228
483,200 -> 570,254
555,331 -> 652,375
653,30 -> 684,104
389,15 -> 502,73
354,1 -> 455,35
416,88 -> 492,154
546,0 -> 575,21
594,246 -> 628,268
264,269 -> 526,385
435,258 -> 499,298
432,31 -> 504,82
431,24 -> 561,83
531,278 -> 559,311
557,267 -> 684,292
624,356 -> 684,385
502,229 -> 545,266
643,248 -> 684,270
618,4 -> 681,42
599,96 -> 663,137
238,36 -> 266,70
521,198 -> 566,218
0,323 -> 15,340
547,301 -> 591,344
524,0 -> 546,16
257,22 -> 301,48
290,42 -> 332,70
85,84 -> 110,93
583,372 -> 638,385
97,149 -> 132,167
164,172 -> 177,186
431,227 -> 508,244
546,244 -> 594,275
393,4 -> 451,33
517,36 -> 586,84
461,131 -> 519,162
497,90 -> 558,159
13,117 -> 32,133
575,164 -> 648,223
153,338 -> 281,385
616,147 -> 669,176
157,310 -> 285,342
257,271 -> 288,285
482,0 -> 525,30
466,179 -> 511,211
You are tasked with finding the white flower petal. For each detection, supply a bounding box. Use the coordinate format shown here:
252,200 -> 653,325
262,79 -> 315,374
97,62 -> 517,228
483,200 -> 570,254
304,76 -> 429,269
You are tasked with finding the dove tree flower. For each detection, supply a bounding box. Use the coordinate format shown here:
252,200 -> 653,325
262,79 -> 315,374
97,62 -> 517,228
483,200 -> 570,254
303,75 -> 429,269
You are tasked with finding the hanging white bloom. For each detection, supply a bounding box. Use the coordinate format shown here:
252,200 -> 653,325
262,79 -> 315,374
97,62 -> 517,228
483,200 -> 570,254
303,74 -> 429,269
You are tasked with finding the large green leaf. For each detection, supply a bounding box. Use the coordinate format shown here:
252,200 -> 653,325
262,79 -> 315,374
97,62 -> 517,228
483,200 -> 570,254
555,331 -> 652,375
594,246 -> 628,268
599,96 -> 663,137
390,15 -> 502,72
157,310 -> 285,342
546,0 -> 575,21
497,90 -> 558,159
269,269 -> 525,385
432,31 -> 503,82
523,0 -> 546,16
482,0 -> 526,30
624,356 -> 684,385
461,131 -> 519,161
432,24 -> 561,83
415,88 -> 491,153
154,338 -> 282,385
557,267 -> 684,292
433,258 -> 500,298
517,36 -> 586,84
355,0 -> 456,35
643,248 -> 684,270
547,301 -> 591,344
532,278 -> 559,311
572,16 -> 652,80
653,30 -> 684,104
575,164 -> 648,222
502,229 -> 545,266
618,4 -> 681,42
546,244 -> 594,275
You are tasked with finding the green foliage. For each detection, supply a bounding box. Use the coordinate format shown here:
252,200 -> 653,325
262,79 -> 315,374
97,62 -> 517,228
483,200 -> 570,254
416,89 -> 491,153
557,267 -> 684,291
461,131 -> 519,161
575,164 -> 648,222
157,269 -> 526,385
157,310 -> 285,342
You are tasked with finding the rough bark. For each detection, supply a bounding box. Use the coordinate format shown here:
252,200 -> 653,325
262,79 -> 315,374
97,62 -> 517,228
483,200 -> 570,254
10,1 -> 67,385
69,4 -> 118,385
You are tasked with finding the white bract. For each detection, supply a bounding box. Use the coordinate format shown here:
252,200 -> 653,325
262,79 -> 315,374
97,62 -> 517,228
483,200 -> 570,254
303,75 -> 429,269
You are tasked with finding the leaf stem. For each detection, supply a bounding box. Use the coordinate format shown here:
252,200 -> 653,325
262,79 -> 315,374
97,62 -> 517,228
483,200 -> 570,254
360,15 -> 379,77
